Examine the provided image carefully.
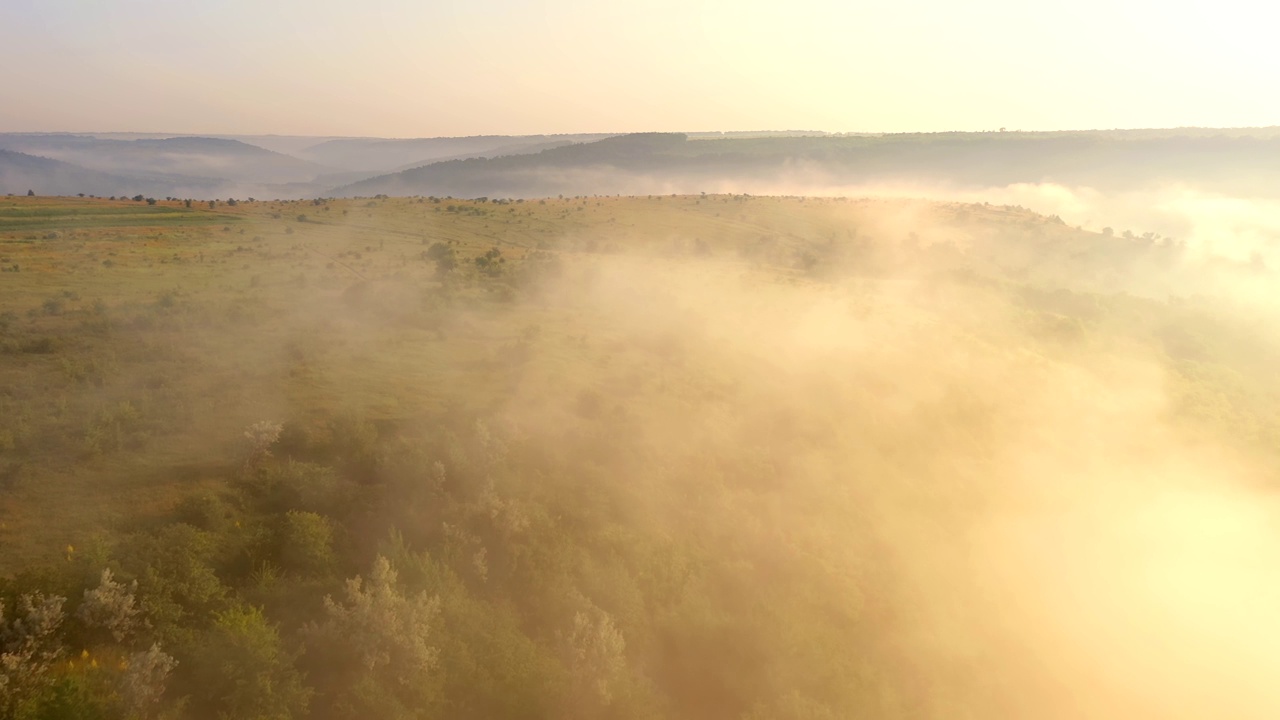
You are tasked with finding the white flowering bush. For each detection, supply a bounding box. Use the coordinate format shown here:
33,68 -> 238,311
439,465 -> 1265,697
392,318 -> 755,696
310,555 -> 440,684
118,643 -> 178,717
242,420 -> 283,470
77,568 -> 142,642
0,593 -> 67,717
560,598 -> 627,716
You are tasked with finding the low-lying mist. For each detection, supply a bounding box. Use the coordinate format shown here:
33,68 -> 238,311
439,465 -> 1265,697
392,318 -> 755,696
490,247 -> 1280,718
392,159 -> 1280,291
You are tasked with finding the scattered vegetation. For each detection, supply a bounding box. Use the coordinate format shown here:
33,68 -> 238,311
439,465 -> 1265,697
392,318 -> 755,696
1,193 -> 1278,719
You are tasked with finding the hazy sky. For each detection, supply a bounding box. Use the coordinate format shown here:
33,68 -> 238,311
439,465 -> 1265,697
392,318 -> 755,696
1,0 -> 1275,137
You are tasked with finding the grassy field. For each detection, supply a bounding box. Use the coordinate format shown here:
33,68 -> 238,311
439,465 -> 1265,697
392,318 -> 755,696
0,197 -> 241,231
2,193 -> 1279,720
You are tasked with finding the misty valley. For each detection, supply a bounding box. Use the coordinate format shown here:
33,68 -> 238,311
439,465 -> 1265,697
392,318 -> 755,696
1,184 -> 1279,720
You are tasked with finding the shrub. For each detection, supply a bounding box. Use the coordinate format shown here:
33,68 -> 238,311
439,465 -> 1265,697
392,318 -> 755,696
76,569 -> 141,643
239,460 -> 345,517
83,402 -> 146,456
242,421 -> 283,471
121,524 -> 229,642
1,592 -> 68,717
305,556 -> 440,702
277,511 -> 336,577
559,601 -> 627,718
185,605 -> 311,720
117,644 -> 178,717
20,337 -> 59,354
174,493 -> 232,531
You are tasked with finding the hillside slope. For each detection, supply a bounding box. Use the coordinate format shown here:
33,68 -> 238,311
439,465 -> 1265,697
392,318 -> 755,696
296,133 -> 616,172
0,134 -> 333,184
333,130 -> 1280,198
0,149 -> 184,197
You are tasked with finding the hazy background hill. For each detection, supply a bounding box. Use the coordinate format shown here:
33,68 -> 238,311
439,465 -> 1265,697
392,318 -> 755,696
0,148 -> 222,197
0,136 -> 306,199
0,131 -> 622,198
0,134 -> 329,184
293,133 -> 616,172
333,129 -> 1280,199
5,128 -> 1280,217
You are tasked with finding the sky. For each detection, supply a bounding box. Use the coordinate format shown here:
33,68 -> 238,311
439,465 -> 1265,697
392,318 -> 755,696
0,0 -> 1276,137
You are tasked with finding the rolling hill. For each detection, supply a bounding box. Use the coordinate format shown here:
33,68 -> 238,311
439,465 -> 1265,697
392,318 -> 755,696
6,127 -> 1280,202
332,129 -> 1280,199
294,133 -> 616,172
0,134 -> 333,185
0,149 -> 169,197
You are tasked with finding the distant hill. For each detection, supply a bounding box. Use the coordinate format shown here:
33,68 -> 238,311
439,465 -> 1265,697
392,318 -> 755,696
295,134 -> 616,173
0,146 -> 308,200
7,127 -> 1280,201
332,129 -> 1280,199
0,132 -> 631,197
0,134 -> 332,185
379,138 -> 594,173
0,149 -> 155,197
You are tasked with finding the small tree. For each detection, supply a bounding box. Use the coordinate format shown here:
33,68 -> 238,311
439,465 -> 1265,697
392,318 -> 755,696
118,643 -> 178,718
189,606 -> 311,720
242,421 -> 283,471
306,556 -> 440,687
26,190 -> 34,196
426,242 -> 456,275
277,511 -> 336,576
1,592 -> 67,717
77,569 -> 142,643
559,601 -> 627,718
